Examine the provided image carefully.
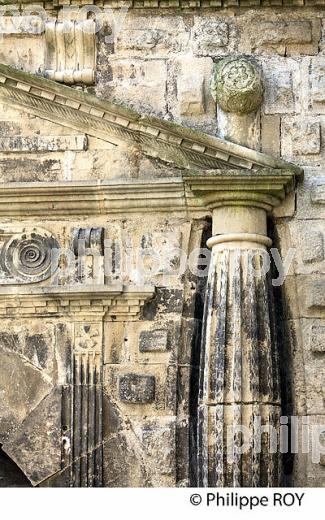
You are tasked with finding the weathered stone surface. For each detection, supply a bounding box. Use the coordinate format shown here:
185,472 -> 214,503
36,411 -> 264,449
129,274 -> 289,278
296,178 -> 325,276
253,21 -> 313,48
3,388 -> 61,486
296,174 -> 325,221
0,135 -> 87,152
261,114 -> 280,156
114,16 -> 189,57
249,20 -> 320,56
192,19 -> 229,56
282,121 -> 321,157
179,77 -> 205,117
140,418 -> 176,478
0,348 -> 53,443
0,157 -> 61,182
310,324 -> 325,353
308,281 -> 325,309
263,64 -> 296,114
141,288 -> 184,320
103,432 -> 150,487
311,58 -> 325,111
139,329 -> 168,352
104,321 -> 126,364
291,275 -> 325,318
311,182 -> 325,205
237,12 -> 321,56
0,36 -> 44,73
301,230 -> 324,264
168,55 -> 216,131
97,59 -> 167,116
119,373 -> 156,404
0,4 -> 324,490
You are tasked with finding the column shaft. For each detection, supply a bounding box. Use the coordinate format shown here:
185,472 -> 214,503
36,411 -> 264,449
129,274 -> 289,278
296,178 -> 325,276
197,243 -> 281,487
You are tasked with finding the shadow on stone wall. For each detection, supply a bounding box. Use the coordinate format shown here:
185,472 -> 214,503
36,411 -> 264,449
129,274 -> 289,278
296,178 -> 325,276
187,218 -> 211,486
269,219 -> 295,487
0,446 -> 32,487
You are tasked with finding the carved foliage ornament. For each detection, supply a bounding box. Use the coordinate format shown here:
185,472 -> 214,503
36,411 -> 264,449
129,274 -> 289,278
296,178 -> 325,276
211,56 -> 264,114
0,229 -> 59,283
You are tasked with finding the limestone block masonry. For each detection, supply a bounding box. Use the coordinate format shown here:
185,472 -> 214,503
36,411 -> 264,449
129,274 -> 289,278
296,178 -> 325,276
0,0 -> 324,489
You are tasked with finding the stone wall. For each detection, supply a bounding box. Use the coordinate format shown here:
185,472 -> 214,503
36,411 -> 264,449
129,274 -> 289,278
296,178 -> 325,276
0,4 -> 324,487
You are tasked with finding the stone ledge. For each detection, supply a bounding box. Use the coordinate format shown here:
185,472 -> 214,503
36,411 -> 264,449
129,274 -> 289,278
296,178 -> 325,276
184,168 -> 300,212
0,168 -> 302,217
0,284 -> 155,318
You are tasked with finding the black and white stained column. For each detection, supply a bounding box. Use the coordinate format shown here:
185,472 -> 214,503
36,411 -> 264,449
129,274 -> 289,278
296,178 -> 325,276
197,206 -> 281,487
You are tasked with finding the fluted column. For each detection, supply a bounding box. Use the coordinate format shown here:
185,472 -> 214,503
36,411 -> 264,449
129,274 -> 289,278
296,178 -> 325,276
197,206 -> 281,487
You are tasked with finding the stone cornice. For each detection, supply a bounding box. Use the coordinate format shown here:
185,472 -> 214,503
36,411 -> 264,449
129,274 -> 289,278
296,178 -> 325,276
0,168 -> 302,217
0,283 -> 155,318
0,63 -> 299,172
183,168 -> 300,211
0,0 -> 321,9
0,178 -> 189,216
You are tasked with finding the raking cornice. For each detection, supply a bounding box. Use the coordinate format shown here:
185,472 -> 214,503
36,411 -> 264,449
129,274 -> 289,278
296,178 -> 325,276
0,63 -> 301,173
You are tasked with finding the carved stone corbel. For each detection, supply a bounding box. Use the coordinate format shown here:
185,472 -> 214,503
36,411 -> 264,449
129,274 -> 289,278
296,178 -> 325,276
211,56 -> 263,149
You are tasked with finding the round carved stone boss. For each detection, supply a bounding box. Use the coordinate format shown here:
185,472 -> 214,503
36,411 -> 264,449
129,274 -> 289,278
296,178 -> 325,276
211,56 -> 263,114
1,229 -> 59,282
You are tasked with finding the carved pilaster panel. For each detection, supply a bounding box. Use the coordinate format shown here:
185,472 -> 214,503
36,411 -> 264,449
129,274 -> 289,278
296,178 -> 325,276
45,20 -> 96,85
65,322 -> 103,487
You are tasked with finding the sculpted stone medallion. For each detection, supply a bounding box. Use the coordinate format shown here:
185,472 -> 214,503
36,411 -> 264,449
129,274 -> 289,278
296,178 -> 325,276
211,56 -> 263,114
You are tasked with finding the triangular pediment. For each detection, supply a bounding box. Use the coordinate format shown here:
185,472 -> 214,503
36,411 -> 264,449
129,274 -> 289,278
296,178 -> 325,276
0,64 -> 301,174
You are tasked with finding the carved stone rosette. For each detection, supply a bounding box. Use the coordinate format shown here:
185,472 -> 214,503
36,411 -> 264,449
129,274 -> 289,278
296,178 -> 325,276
211,56 -> 263,114
0,228 -> 59,284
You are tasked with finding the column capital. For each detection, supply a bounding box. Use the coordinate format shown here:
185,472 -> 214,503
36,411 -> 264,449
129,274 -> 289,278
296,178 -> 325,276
184,167 -> 302,213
